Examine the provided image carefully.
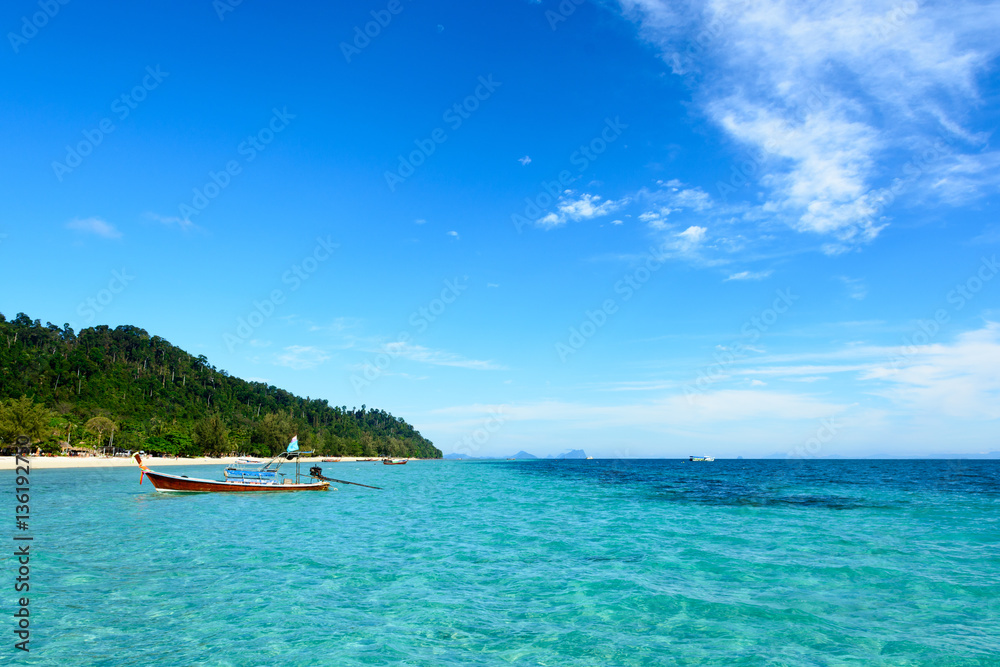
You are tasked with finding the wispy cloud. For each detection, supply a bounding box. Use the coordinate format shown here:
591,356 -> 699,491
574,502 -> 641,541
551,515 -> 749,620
425,390 -> 848,431
862,322 -> 1000,419
518,155 -> 532,166
66,217 -> 121,239
618,0 -> 1000,250
382,341 -> 505,370
146,212 -> 196,231
726,270 -> 773,281
838,276 -> 868,300
636,179 -> 714,229
274,345 -> 331,370
306,317 -> 362,335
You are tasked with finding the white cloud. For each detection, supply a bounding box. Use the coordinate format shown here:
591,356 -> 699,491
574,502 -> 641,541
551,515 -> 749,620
519,155 -> 532,165
446,230 -> 459,239
676,225 -> 707,249
422,324 -> 1000,456
424,390 -> 847,433
862,322 -> 1000,419
637,180 -> 715,229
146,212 -> 195,231
274,345 -> 331,370
307,317 -> 361,334
619,0 -> 1000,247
726,270 -> 773,281
536,192 -> 625,229
382,342 -> 505,370
838,276 -> 868,300
415,218 -> 427,225
66,217 -> 121,239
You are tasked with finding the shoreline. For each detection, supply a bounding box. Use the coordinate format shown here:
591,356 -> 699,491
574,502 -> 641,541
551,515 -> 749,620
0,456 -> 415,470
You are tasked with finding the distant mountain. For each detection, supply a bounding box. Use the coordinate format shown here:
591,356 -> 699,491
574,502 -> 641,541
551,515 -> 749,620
444,449 -> 592,460
514,450 -> 589,459
556,449 -> 587,459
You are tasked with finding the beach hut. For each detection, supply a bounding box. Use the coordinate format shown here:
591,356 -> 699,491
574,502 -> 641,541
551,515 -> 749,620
61,442 -> 95,457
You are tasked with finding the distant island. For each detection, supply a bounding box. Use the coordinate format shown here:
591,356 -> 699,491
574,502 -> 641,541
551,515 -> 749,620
0,312 -> 441,459
445,449 -> 589,460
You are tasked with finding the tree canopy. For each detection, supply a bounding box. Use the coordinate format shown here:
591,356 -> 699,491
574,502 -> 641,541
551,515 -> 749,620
0,396 -> 51,446
0,312 -> 441,458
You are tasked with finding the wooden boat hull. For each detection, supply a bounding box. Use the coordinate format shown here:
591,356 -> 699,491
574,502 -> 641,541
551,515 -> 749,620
383,460 -> 407,465
142,469 -> 329,493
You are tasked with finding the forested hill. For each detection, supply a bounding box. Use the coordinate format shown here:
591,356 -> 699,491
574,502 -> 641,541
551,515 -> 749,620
0,312 -> 441,458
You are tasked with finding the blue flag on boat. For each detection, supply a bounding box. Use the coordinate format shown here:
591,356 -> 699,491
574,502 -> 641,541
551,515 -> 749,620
286,436 -> 299,453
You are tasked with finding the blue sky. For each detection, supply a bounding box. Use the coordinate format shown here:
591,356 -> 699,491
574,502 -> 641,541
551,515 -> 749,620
2,0 -> 999,457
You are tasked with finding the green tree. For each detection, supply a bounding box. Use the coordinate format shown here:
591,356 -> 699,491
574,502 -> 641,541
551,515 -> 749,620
0,397 -> 52,447
84,416 -> 117,452
145,435 -> 178,456
253,412 -> 294,455
0,312 -> 441,459
193,414 -> 229,456
164,429 -> 195,457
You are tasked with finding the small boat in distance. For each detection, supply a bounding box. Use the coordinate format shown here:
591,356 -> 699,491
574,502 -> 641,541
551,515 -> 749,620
689,455 -> 715,462
322,458 -> 341,462
382,458 -> 407,465
132,436 -> 331,492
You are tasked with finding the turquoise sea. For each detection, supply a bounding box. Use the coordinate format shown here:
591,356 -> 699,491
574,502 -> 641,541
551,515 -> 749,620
5,459 -> 999,666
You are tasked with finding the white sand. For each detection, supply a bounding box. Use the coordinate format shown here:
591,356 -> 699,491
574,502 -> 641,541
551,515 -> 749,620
0,456 -> 404,470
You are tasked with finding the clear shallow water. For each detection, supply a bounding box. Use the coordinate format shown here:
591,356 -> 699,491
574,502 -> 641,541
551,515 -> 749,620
5,459 -> 999,666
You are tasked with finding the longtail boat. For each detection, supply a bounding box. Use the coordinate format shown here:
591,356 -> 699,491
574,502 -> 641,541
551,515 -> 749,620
132,436 -> 334,493
382,458 -> 407,465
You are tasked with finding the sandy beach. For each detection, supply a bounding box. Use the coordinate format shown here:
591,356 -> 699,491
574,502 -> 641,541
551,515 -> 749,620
0,456 -> 405,470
